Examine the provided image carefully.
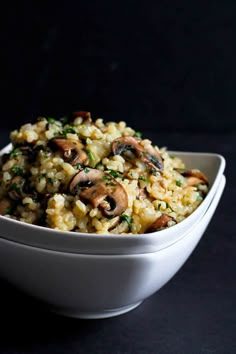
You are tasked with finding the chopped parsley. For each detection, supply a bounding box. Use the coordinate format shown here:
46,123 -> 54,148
75,163 -> 81,170
196,195 -> 203,201
87,150 -> 95,161
105,182 -> 117,187
103,175 -> 112,181
109,170 -> 120,178
139,176 -> 148,182
175,180 -> 182,187
62,126 -> 76,135
10,147 -> 20,158
84,167 -> 90,173
49,177 -> 57,184
60,116 -> 68,125
170,155 -> 176,159
5,207 -> 12,214
157,203 -> 162,211
11,167 -> 23,176
12,183 -> 22,195
39,173 -> 47,180
165,202 -> 174,211
120,214 -> 132,227
134,131 -> 142,138
47,117 -> 56,124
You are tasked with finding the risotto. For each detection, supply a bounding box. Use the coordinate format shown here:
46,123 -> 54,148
0,112 -> 208,234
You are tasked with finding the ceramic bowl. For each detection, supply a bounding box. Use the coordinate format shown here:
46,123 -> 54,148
0,143 -> 226,318
0,146 -> 226,255
0,174 -> 225,318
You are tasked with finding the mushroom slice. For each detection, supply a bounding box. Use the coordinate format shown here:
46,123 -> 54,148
69,169 -> 104,194
8,176 -> 26,200
51,138 -> 88,166
71,111 -> 92,123
0,197 -> 12,215
69,168 -> 128,216
176,169 -> 208,186
145,214 -> 174,233
112,136 -> 163,172
141,145 -> 163,172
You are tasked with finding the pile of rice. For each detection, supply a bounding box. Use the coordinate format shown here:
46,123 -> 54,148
0,112 -> 208,234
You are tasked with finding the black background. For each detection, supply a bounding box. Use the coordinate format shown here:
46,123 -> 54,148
0,1 -> 235,353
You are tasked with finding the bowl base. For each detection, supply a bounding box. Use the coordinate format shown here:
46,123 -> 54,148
51,301 -> 142,319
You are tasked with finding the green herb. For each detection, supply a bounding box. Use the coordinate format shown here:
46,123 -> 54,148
39,173 -> 47,180
103,175 -> 112,181
109,170 -> 120,178
139,176 -> 148,182
47,117 -> 56,124
76,163 -> 81,170
49,177 -> 56,184
170,155 -> 176,159
196,195 -> 203,201
175,180 -> 182,187
84,167 -> 90,173
105,182 -> 117,187
165,202 -> 174,211
62,126 -> 76,135
10,148 -> 20,158
5,207 -> 12,214
12,183 -> 22,195
151,169 -> 158,176
11,167 -> 23,176
60,116 -> 68,125
134,131 -> 142,138
120,214 -> 132,227
87,150 -> 95,161
158,203 -> 162,211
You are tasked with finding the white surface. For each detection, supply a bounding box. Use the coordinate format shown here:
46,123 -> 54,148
0,175 -> 226,318
0,145 -> 226,255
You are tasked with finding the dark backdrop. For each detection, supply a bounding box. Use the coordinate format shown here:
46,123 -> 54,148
1,1 -> 236,133
0,2 -> 236,354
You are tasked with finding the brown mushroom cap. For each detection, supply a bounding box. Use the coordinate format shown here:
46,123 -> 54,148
51,138 -> 88,166
176,169 -> 208,186
145,214 -> 174,233
69,168 -> 128,216
71,111 -> 92,123
112,136 -> 163,172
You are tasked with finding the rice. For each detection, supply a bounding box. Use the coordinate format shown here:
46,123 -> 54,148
0,112 -> 209,234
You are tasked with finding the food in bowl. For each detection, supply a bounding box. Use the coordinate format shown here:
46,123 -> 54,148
0,112 -> 209,234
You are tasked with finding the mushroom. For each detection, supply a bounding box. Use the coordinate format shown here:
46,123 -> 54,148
70,111 -> 92,123
0,197 -> 12,215
8,176 -> 26,200
51,138 -> 88,166
145,214 -> 174,233
112,136 -> 163,172
69,168 -> 128,216
176,169 -> 208,186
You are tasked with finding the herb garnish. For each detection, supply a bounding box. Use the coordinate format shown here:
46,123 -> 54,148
47,117 -> 56,124
175,180 -> 182,187
134,131 -> 142,138
84,167 -> 90,173
103,175 -> 112,181
139,176 -> 148,182
120,214 -> 132,227
196,195 -> 202,201
10,148 -> 20,158
109,170 -> 120,178
11,167 -> 23,176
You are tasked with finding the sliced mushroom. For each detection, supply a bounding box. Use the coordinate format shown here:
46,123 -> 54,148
69,168 -> 128,216
8,176 -> 26,200
69,169 -> 104,194
51,138 -> 88,166
112,136 -> 163,172
0,197 -> 12,215
176,169 -> 208,186
71,111 -> 92,123
145,214 -> 174,233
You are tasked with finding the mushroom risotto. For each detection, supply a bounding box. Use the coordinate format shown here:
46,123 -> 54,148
0,112 -> 208,234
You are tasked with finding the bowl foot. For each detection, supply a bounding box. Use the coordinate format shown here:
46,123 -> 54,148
51,301 -> 142,319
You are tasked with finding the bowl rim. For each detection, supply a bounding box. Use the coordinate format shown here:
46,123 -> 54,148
0,144 -> 226,253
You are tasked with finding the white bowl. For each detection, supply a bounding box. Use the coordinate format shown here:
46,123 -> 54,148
0,174 -> 226,319
0,145 -> 226,255
0,143 -> 226,318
